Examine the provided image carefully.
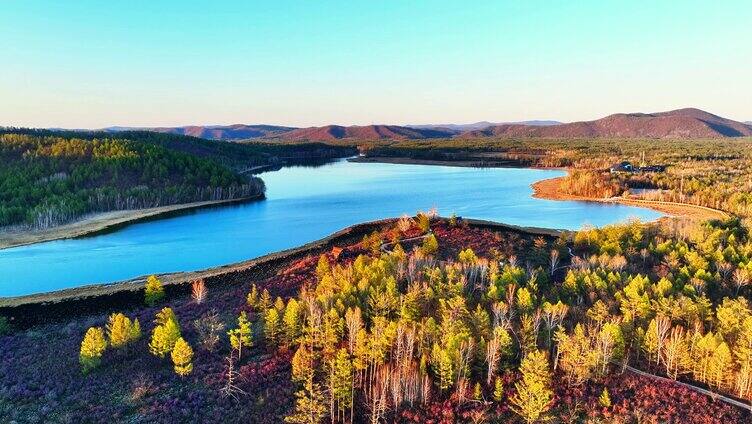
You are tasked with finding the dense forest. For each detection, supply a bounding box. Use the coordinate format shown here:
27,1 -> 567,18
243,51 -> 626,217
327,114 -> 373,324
361,137 -> 752,218
0,132 -> 262,228
266,215 -> 752,422
0,129 -> 356,229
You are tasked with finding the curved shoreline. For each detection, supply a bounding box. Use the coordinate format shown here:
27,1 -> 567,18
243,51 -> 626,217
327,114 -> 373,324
348,155 -> 557,169
0,158 -> 727,308
0,195 -> 262,250
0,217 -> 559,318
0,157 -> 677,251
531,176 -> 728,221
355,156 -> 728,221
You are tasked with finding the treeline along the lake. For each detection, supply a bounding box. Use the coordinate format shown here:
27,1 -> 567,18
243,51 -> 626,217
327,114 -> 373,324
362,137 -> 752,218
0,132 -> 264,228
0,129 -> 357,229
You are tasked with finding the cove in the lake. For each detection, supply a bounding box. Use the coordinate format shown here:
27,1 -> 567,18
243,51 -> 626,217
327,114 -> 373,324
0,160 -> 662,297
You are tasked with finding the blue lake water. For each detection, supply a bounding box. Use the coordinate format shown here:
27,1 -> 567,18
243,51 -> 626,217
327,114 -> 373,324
0,160 -> 662,297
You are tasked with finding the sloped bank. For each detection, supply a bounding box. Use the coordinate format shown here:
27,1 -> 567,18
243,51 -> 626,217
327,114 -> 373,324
0,195 -> 264,250
0,217 -> 560,328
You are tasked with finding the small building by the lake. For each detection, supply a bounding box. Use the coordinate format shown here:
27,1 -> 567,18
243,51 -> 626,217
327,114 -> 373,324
610,161 -> 635,173
610,161 -> 665,174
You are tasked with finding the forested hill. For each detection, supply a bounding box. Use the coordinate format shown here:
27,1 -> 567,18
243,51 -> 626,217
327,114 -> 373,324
0,130 -> 271,229
0,129 -> 357,229
0,129 -> 361,229
0,128 -> 357,171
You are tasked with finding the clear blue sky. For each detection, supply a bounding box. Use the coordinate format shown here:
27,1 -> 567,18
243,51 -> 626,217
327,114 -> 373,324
1,1 -> 750,128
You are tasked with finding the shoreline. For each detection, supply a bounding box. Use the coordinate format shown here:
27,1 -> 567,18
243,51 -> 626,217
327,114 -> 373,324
356,156 -> 728,221
531,175 -> 729,221
348,155 -> 557,169
0,157 -> 729,309
0,217 -> 559,319
0,157 -> 561,251
0,196 -> 262,250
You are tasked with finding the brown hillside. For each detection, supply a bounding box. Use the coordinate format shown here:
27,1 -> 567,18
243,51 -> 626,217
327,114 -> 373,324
463,108 -> 752,139
152,124 -> 295,140
103,124 -> 296,140
279,125 -> 455,141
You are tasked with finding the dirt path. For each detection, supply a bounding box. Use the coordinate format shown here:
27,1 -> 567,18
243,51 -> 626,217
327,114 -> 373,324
0,196 -> 260,250
623,364 -> 751,412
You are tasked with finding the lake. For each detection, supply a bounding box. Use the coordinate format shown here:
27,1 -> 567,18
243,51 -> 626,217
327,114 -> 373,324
0,159 -> 662,297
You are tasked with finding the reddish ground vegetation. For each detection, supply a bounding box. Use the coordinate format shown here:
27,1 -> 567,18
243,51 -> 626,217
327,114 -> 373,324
0,220 -> 749,422
432,221 -> 522,259
556,372 -> 745,424
396,370 -> 745,423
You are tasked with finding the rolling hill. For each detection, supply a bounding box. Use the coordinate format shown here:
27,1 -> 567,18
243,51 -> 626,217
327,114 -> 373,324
277,124 -> 456,141
48,108 -> 750,142
103,124 -> 295,140
408,120 -> 561,132
462,108 -> 752,139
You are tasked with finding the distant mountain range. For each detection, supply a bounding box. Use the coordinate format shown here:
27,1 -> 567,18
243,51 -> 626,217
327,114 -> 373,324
407,120 -> 561,132
62,108 -> 751,141
462,108 -> 752,139
102,124 -> 294,140
278,125 -> 457,141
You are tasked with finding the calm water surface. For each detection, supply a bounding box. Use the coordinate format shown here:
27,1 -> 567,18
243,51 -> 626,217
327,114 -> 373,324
0,160 -> 662,296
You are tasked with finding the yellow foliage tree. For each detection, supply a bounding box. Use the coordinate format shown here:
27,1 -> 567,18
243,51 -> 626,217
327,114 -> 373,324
264,308 -> 281,346
458,248 -> 477,265
555,324 -> 598,386
416,212 -> 431,233
106,313 -> 140,348
144,275 -> 165,306
708,341 -> 733,391
421,234 -> 438,255
228,311 -> 253,359
155,307 -> 177,327
511,350 -> 553,424
149,315 -> 181,358
171,337 -> 194,376
599,388 -> 612,407
493,377 -> 504,401
80,327 -> 107,373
